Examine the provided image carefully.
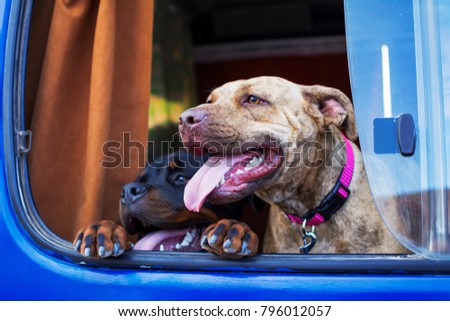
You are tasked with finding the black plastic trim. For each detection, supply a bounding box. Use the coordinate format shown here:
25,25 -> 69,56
396,113 -> 416,156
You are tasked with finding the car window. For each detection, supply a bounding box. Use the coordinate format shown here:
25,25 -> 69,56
346,0 -> 450,259
7,0 -> 450,274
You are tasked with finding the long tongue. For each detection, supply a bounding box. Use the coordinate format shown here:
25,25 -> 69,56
184,154 -> 247,212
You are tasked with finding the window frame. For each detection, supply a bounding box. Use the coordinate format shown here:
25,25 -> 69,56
6,0 -> 450,275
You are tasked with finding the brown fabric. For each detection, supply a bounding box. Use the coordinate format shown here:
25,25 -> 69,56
27,0 -> 153,240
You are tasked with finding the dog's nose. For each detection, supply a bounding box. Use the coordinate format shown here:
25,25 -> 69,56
121,183 -> 147,205
178,108 -> 207,127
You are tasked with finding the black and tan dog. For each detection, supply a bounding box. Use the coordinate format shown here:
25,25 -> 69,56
179,76 -> 408,257
73,150 -> 260,258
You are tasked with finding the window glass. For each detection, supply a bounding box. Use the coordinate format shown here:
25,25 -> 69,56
345,0 -> 450,259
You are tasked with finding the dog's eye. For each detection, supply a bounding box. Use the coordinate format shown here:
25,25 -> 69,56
206,99 -> 213,104
244,95 -> 267,105
174,175 -> 187,185
248,95 -> 260,104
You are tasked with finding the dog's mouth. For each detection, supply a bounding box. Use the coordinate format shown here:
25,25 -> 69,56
184,146 -> 282,211
122,209 -> 211,252
133,225 -> 205,252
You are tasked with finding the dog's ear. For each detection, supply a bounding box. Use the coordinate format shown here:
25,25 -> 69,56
301,85 -> 357,141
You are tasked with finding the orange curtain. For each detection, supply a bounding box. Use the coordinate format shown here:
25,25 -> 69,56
26,0 -> 154,240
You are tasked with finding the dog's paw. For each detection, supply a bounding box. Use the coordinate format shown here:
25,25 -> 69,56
201,219 -> 258,259
73,220 -> 130,258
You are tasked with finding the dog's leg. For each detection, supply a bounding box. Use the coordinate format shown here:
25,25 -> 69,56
73,220 -> 130,258
263,206 -> 302,253
201,219 -> 258,259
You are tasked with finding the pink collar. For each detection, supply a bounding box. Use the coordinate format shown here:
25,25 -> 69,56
285,132 -> 355,226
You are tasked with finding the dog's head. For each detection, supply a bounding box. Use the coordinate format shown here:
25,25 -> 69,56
179,76 -> 356,209
119,150 -> 256,251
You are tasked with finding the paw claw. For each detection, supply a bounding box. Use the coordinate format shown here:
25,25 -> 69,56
74,240 -> 81,251
113,243 -> 124,256
84,248 -> 91,257
98,246 -> 105,257
223,247 -> 237,254
208,235 -> 218,245
241,241 -> 248,253
201,235 -> 208,247
223,239 -> 232,248
203,219 -> 258,258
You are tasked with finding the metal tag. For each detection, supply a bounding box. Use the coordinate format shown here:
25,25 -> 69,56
298,221 -> 317,254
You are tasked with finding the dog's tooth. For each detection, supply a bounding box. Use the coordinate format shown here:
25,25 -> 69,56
159,244 -> 164,251
235,169 -> 244,176
175,243 -> 181,249
181,230 -> 194,247
220,176 -> 226,185
248,157 -> 258,167
247,156 -> 263,169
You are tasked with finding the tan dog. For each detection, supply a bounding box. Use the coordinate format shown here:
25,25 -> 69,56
179,76 -> 407,256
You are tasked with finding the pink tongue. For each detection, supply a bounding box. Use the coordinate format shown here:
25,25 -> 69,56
133,228 -> 191,251
184,154 -> 247,212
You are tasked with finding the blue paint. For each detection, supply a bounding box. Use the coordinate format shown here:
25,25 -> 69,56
1,0 -> 450,301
